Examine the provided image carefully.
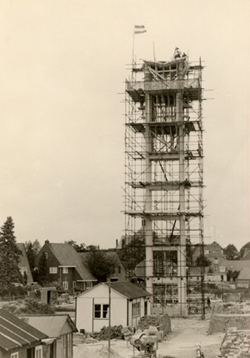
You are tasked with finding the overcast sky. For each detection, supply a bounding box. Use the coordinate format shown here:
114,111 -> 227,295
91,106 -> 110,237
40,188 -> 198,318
0,0 -> 249,250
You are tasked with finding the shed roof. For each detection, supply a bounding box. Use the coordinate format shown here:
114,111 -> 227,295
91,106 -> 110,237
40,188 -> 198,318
103,281 -> 151,299
19,315 -> 77,338
47,243 -> 96,281
0,309 -> 47,351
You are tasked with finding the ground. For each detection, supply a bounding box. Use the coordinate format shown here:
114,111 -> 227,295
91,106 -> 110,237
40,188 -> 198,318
73,315 -> 224,358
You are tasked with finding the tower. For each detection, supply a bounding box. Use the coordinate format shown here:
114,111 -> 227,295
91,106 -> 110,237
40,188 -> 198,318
124,49 -> 204,317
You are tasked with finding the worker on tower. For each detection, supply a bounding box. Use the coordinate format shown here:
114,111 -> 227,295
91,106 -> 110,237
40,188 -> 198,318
174,47 -> 181,59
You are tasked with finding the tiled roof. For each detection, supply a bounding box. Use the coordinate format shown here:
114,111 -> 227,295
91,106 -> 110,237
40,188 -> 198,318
103,281 -> 151,299
19,315 -> 77,338
238,267 -> 250,280
48,243 -> 96,281
0,309 -> 47,351
17,243 -> 33,283
224,260 -> 250,271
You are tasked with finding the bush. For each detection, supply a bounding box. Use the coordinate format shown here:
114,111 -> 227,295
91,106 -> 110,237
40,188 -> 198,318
2,298 -> 55,314
0,285 -> 28,299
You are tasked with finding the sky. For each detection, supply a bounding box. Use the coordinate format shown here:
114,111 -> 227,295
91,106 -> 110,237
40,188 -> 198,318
0,0 -> 249,250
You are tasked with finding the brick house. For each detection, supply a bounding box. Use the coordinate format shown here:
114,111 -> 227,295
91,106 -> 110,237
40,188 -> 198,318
192,242 -> 227,281
35,241 -> 97,293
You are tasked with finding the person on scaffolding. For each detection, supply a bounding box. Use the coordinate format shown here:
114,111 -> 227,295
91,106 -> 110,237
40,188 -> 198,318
174,47 -> 181,59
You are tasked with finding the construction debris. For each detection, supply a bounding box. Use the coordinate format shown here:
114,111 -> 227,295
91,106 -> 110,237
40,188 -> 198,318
138,313 -> 171,338
209,312 -> 250,335
220,327 -> 250,357
90,325 -> 125,341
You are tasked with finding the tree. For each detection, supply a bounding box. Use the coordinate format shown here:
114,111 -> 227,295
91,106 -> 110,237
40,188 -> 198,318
195,254 -> 212,267
37,252 -> 48,285
237,242 -> 250,260
223,244 -> 239,260
64,240 -> 88,252
0,217 -> 22,293
32,239 -> 41,256
227,269 -> 240,282
25,241 -> 36,273
22,271 -> 28,286
86,249 -> 117,282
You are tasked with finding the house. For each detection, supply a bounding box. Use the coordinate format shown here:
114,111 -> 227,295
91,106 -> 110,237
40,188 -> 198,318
35,241 -> 97,293
192,242 -> 227,281
17,243 -> 33,283
79,250 -> 127,282
20,314 -> 77,358
75,281 -> 151,333
0,308 -> 47,358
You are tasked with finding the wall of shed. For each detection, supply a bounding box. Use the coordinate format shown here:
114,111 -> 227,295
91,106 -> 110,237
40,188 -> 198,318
76,284 -> 128,333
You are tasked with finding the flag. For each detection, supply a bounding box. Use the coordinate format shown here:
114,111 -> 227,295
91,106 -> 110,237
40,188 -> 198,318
134,25 -> 146,34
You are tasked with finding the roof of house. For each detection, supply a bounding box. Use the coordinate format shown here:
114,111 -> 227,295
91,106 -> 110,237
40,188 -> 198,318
193,242 -> 226,260
0,309 -> 47,352
46,243 -> 96,281
224,260 -> 250,271
19,315 -> 77,338
103,281 -> 151,299
243,248 -> 250,260
17,243 -> 33,283
238,268 -> 250,280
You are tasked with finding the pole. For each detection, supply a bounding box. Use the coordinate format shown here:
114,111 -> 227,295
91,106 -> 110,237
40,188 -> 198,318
108,283 -> 111,358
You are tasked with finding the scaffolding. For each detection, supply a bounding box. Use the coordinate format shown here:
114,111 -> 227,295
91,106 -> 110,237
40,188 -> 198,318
123,49 -> 205,318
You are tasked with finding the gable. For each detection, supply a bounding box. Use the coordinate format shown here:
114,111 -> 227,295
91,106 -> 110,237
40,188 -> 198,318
17,243 -> 33,283
36,243 -> 96,281
20,315 -> 77,338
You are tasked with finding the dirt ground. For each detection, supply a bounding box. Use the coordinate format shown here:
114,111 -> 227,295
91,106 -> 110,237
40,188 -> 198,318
73,316 -> 224,358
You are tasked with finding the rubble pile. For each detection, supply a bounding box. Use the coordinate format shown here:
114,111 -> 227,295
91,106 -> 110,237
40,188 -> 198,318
208,314 -> 250,335
220,327 -> 250,357
90,325 -> 124,341
213,303 -> 244,315
138,313 -> 171,337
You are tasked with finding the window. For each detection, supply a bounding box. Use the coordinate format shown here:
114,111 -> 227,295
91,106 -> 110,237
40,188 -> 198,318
205,250 -> 209,255
73,281 -> 76,287
94,304 -> 109,319
35,346 -> 43,358
63,281 -> 68,290
86,282 -> 92,288
132,302 -> 140,318
49,267 -> 58,274
63,267 -> 68,274
220,266 -> 225,272
214,258 -> 218,264
11,353 -> 19,358
44,252 -> 48,259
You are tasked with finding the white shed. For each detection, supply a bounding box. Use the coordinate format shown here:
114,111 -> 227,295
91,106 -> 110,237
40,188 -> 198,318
75,281 -> 151,333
